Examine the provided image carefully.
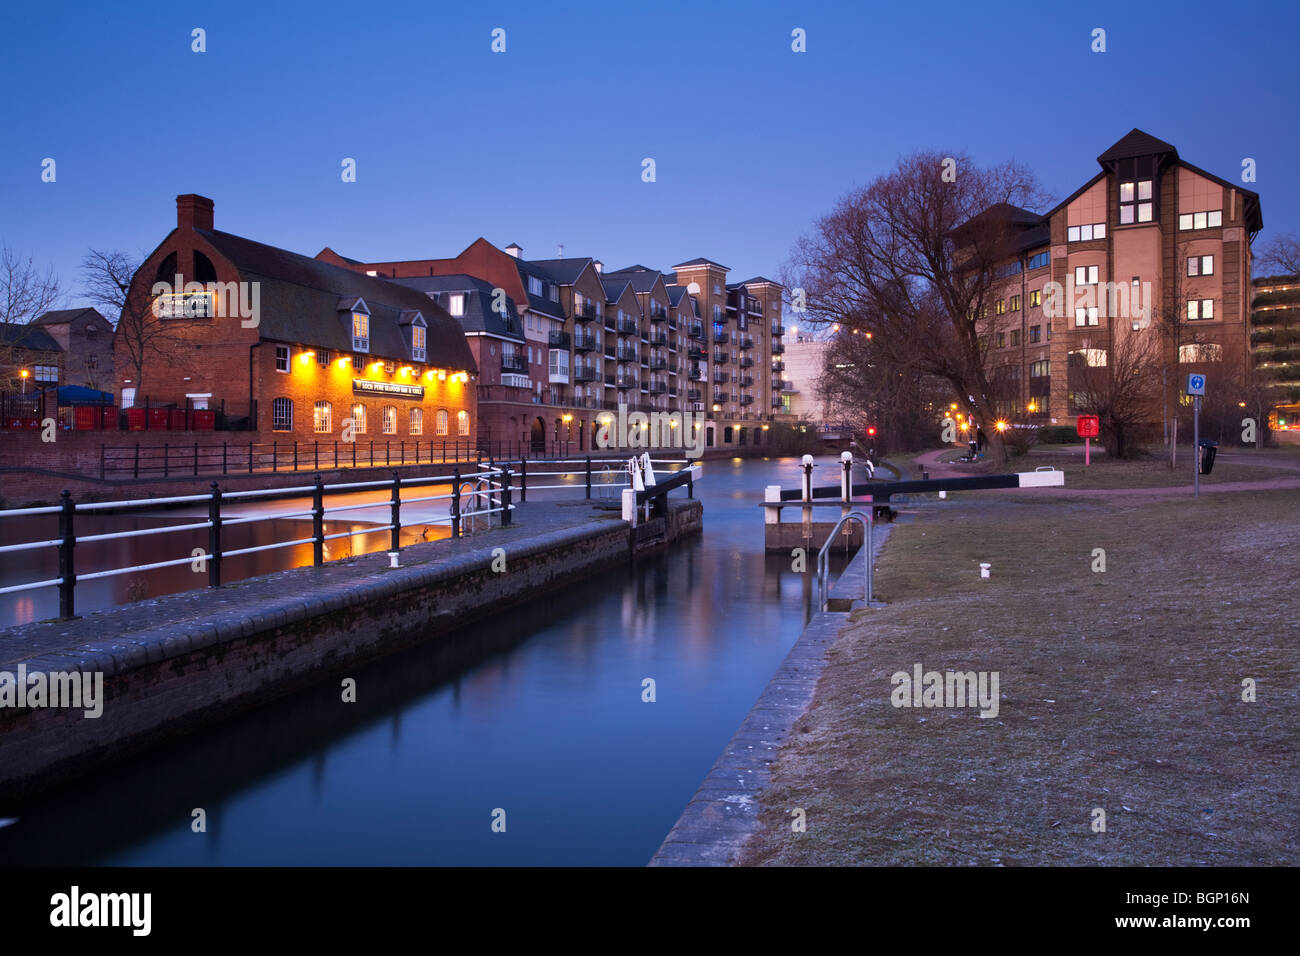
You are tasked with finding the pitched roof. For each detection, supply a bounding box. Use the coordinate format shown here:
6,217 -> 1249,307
512,259 -> 567,319
1097,128 -> 1178,164
733,275 -> 780,287
608,264 -> 658,274
671,256 -> 729,270
195,229 -> 477,373
389,275 -> 524,340
600,278 -> 634,303
0,322 -> 62,352
32,307 -> 104,326
526,257 -> 594,285
603,268 -> 664,295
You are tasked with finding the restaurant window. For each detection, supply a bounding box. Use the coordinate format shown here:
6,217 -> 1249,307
275,345 -> 290,372
436,409 -> 449,436
382,406 -> 397,434
457,410 -> 470,436
316,348 -> 331,367
351,403 -> 366,434
412,324 -> 427,362
409,408 -> 423,435
352,312 -> 369,352
314,400 -> 332,433
272,397 -> 293,431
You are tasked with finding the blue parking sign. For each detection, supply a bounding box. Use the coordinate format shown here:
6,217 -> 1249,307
1186,374 -> 1206,396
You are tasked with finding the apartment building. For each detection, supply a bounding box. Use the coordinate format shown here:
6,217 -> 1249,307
322,240 -> 787,455
980,129 -> 1262,424
1251,273 -> 1300,429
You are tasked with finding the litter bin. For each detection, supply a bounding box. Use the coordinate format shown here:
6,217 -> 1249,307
1198,439 -> 1219,475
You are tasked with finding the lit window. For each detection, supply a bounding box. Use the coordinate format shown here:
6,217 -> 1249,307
409,408 -> 423,435
1120,178 -> 1152,225
317,348 -> 331,367
275,345 -> 290,372
1187,255 -> 1214,277
272,397 -> 293,431
412,324 -> 426,362
436,409 -> 449,436
351,403 -> 366,434
1137,203 -> 1153,223
1187,299 -> 1215,320
34,365 -> 59,382
352,313 -> 369,352
457,410 -> 470,436
1009,295 -> 1021,312
1208,211 -> 1222,227
314,400 -> 332,433
1074,265 -> 1099,286
1074,307 -> 1099,327
448,294 -> 464,317
121,387 -> 136,408
1029,290 -> 1041,308
382,406 -> 397,434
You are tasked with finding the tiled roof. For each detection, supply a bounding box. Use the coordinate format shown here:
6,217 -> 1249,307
671,257 -> 730,270
526,257 -> 594,285
0,322 -> 63,352
195,229 -> 477,373
1097,128 -> 1178,164
389,275 -> 524,340
31,307 -> 104,326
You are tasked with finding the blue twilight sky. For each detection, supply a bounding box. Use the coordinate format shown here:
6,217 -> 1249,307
1,0 -> 1297,311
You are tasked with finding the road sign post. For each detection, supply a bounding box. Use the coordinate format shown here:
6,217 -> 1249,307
1186,374 -> 1207,498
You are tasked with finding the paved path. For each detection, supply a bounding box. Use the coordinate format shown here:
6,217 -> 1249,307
911,447 -> 1300,499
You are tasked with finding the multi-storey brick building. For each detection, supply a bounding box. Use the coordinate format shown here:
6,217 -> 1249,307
114,195 -> 476,444
980,129 -> 1261,424
320,240 -> 789,455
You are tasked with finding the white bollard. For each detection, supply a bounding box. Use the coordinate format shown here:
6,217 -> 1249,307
979,563 -> 991,579
388,551 -> 400,568
622,487 -> 638,527
939,490 -> 947,500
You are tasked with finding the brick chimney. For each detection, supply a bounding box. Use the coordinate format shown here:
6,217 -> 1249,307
177,194 -> 214,231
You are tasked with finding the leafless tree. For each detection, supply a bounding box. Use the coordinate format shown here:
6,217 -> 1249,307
785,151 -> 1051,465
1257,233 -> 1300,277
0,245 -> 64,384
1069,332 -> 1162,458
81,248 -> 180,395
1150,241 -> 1212,468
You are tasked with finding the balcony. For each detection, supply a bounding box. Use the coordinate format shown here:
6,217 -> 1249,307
739,336 -> 754,350
650,309 -> 668,323
616,346 -> 638,362
688,323 -> 704,340
740,395 -> 754,406
617,318 -> 639,335
574,303 -> 599,323
688,389 -> 702,402
651,330 -> 668,346
772,396 -> 784,408
714,331 -> 730,345
501,354 -> 528,372
714,371 -> 730,385
548,330 -> 571,349
770,342 -> 784,355
667,318 -> 678,331
649,356 -> 668,370
739,375 -> 754,387
771,360 -> 785,372
649,381 -> 667,395
688,345 -> 705,360
574,366 -> 599,382
616,377 -> 634,390
739,356 -> 754,368
771,324 -> 785,337
573,332 -> 598,352
713,391 -> 729,405
712,352 -> 730,364
688,367 -> 704,381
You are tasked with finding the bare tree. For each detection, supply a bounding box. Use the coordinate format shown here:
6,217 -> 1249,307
1150,241 -> 1211,468
785,151 -> 1051,465
1257,233 -> 1300,277
0,245 -> 63,385
1069,332 -> 1162,458
81,249 -> 180,396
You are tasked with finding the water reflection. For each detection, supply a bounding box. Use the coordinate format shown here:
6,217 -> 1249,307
0,456 -> 856,866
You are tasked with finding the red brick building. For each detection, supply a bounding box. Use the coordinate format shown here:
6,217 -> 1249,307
113,195 -> 476,444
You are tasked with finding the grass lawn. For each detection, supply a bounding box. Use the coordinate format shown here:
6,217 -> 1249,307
739,489 -> 1299,866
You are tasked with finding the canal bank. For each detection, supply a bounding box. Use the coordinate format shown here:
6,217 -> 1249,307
650,523 -> 895,866
0,497 -> 701,801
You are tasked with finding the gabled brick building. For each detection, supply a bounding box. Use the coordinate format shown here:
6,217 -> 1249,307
114,195 -> 476,442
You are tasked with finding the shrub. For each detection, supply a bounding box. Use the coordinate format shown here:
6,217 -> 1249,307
1037,425 -> 1078,444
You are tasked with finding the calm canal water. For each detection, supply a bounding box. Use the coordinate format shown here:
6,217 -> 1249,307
0,456 -> 860,866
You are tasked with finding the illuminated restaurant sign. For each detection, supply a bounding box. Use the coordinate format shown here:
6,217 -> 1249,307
352,379 -> 424,399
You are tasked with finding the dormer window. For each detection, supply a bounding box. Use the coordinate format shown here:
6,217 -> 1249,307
528,276 -> 543,296
352,312 -> 370,352
448,294 -> 465,317
412,324 -> 427,362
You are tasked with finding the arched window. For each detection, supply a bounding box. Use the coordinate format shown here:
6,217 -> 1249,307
351,403 -> 366,434
436,409 -> 449,436
382,406 -> 397,434
272,397 -> 293,431
193,250 -> 217,283
409,408 -> 423,435
457,410 -> 470,436
313,400 -> 332,433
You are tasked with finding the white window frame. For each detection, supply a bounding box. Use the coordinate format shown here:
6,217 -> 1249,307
272,397 -> 293,431
409,407 -> 423,435
457,409 -> 470,436
314,400 -> 332,433
381,406 -> 397,435
275,345 -> 290,372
